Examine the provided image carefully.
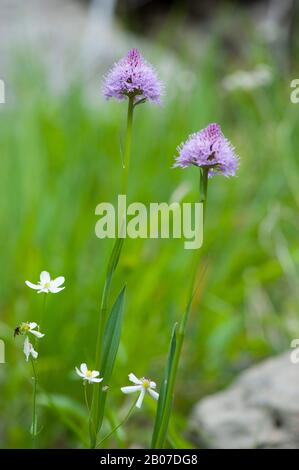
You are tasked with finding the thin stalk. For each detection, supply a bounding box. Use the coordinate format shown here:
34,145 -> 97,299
200,167 -> 209,223
30,358 -> 38,448
96,400 -> 136,448
153,169 -> 208,448
84,384 -> 90,413
106,407 -> 125,448
152,303 -> 191,448
89,97 -> 135,448
35,294 -> 47,352
122,96 -> 134,196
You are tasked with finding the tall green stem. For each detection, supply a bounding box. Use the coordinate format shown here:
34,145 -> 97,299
96,400 -> 136,448
122,97 -> 134,196
89,97 -> 135,448
152,168 -> 208,448
35,294 -> 47,352
30,358 -> 38,448
200,167 -> 208,223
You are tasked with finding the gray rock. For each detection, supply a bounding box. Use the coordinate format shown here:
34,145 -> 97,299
189,352 -> 299,449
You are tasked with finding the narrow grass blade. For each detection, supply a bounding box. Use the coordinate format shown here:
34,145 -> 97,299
94,286 -> 126,445
90,236 -> 125,448
101,285 -> 126,381
151,291 -> 194,449
151,322 -> 178,449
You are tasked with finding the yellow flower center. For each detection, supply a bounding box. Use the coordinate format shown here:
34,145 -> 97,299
21,323 -> 30,333
44,282 -> 51,289
86,370 -> 93,378
142,379 -> 150,389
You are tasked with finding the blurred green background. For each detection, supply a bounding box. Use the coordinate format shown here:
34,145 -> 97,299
0,0 -> 299,449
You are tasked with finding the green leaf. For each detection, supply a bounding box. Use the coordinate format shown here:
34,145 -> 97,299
94,286 -> 126,444
151,322 -> 177,449
151,293 -> 194,449
106,236 -> 125,286
90,236 -> 126,448
101,285 -> 126,382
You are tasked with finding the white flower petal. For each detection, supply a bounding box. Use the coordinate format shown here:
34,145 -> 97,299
150,381 -> 156,389
128,373 -> 142,385
90,377 -> 103,383
75,367 -> 85,378
23,337 -> 38,361
32,350 -> 38,360
25,281 -> 40,290
30,330 -> 44,338
23,337 -> 30,361
52,276 -> 65,288
91,371 -> 100,378
49,285 -> 65,293
136,389 -> 146,408
80,363 -> 88,374
148,388 -> 159,401
28,322 -> 37,329
121,385 -> 142,394
40,271 -> 51,283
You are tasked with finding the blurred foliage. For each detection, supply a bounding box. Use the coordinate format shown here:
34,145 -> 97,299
0,26 -> 298,448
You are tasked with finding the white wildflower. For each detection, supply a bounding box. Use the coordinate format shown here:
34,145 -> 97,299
18,322 -> 44,338
75,363 -> 103,384
25,271 -> 65,294
23,336 -> 38,362
121,373 -> 159,408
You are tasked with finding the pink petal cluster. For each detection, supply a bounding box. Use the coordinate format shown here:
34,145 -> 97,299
174,123 -> 239,177
103,48 -> 162,104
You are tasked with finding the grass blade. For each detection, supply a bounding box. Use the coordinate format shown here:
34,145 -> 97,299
101,285 -> 126,381
93,286 -> 126,446
151,322 -> 177,448
90,236 -> 125,448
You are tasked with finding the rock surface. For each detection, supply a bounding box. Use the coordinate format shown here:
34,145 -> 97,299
189,352 -> 299,449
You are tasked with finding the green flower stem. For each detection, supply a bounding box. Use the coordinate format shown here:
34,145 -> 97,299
96,400 -> 136,448
153,169 -> 208,448
35,294 -> 47,352
30,358 -> 38,448
89,97 -> 135,448
84,384 -> 90,413
200,167 -> 209,222
106,407 -> 125,448
122,96 -> 134,196
152,303 -> 191,448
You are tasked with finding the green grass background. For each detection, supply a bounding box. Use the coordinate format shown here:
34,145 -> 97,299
0,28 -> 298,448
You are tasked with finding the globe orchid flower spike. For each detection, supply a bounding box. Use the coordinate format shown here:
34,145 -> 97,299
23,336 -> 38,362
152,126 -> 240,448
25,271 -> 65,294
75,363 -> 103,384
174,123 -> 239,177
14,322 -> 44,339
103,48 -> 162,105
121,373 -> 159,408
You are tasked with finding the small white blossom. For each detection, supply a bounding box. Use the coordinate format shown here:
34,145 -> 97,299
121,373 -> 159,408
75,363 -> 103,384
25,271 -> 65,294
18,322 -> 45,338
23,336 -> 38,362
